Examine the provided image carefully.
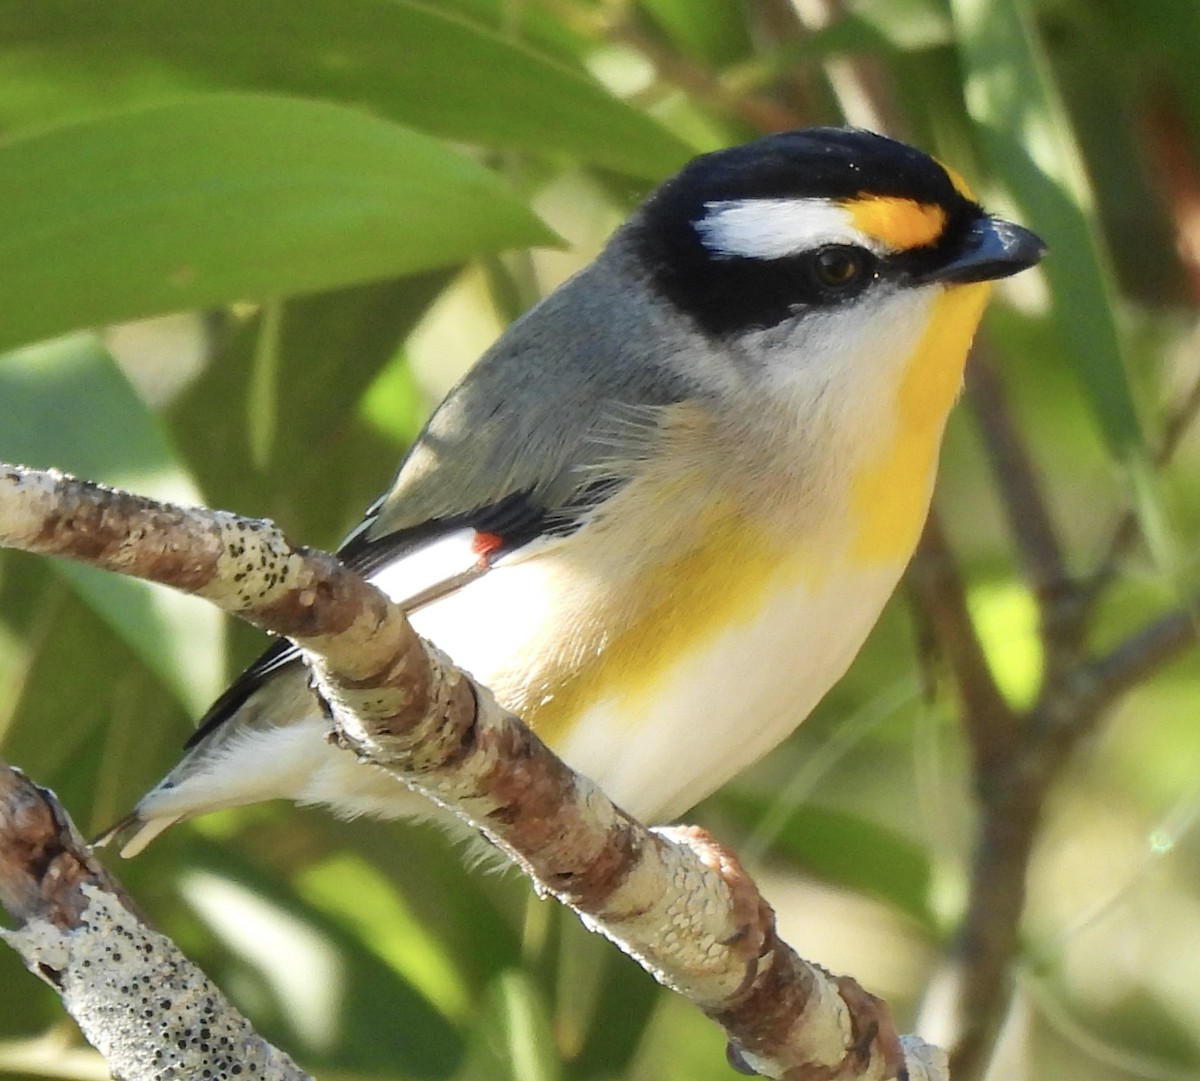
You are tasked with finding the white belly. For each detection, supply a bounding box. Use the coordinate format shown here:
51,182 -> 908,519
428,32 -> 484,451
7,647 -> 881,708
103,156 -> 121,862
294,553 -> 905,825
135,532 -> 908,835
551,561 -> 904,821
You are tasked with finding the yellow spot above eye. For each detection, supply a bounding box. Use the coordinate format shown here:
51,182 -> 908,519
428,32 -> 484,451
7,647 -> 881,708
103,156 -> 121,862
845,196 -> 946,251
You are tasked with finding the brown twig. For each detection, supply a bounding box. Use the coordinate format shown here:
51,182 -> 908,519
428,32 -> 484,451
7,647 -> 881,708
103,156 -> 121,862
611,17 -> 807,132
541,0 -> 808,133
929,521 -> 1196,1081
782,0 -> 908,137
0,462 -> 942,1081
1074,610 -> 1196,721
965,355 -> 1070,606
945,748 -> 1049,1081
907,512 -> 1020,773
947,593 -> 1194,1081
965,353 -> 1101,707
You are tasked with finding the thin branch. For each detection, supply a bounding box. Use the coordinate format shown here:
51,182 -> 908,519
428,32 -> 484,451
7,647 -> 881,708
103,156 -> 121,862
0,462 -> 944,1081
965,351 -> 1100,720
965,354 -> 1070,607
945,756 -> 1049,1081
609,18 -> 808,132
1074,609 -> 1195,720
0,759 -> 308,1081
945,593 -> 1199,1081
906,512 -> 1020,773
1085,338 -> 1200,606
904,512 -> 1030,1081
936,528 -> 1197,1081
782,0 -> 908,137
541,0 -> 809,133
1157,357 -> 1200,464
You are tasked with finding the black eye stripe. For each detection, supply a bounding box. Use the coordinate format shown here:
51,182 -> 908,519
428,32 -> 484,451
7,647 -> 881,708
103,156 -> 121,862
643,248 -> 880,336
630,127 -> 985,335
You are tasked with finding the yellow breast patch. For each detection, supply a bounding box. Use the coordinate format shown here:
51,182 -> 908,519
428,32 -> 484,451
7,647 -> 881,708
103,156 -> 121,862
849,281 -> 991,563
512,280 -> 994,746
522,502 -> 813,745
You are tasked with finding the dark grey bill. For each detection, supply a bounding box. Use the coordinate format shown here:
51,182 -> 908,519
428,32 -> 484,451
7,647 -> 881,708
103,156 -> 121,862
918,217 -> 1046,285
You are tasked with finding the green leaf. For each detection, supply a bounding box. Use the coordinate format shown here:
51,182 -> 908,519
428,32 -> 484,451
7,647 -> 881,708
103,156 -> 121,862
949,0 -> 1146,460
460,971 -> 562,1081
849,0 -> 953,50
723,795 -> 936,929
297,852 -> 472,1023
0,335 -> 223,713
1087,0 -> 1200,151
434,0 -> 596,66
639,0 -> 753,66
966,578 -> 1042,709
360,346 -> 433,449
168,274 -> 452,556
569,932 -> 659,1080
176,839 -> 465,1076
0,94 -> 556,352
0,541 -> 201,839
727,0 -> 951,94
328,818 -> 526,995
0,0 -> 691,179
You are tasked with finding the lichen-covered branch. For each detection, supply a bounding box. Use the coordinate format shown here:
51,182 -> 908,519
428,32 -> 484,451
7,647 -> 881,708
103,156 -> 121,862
0,759 -> 309,1081
0,463 -> 945,1081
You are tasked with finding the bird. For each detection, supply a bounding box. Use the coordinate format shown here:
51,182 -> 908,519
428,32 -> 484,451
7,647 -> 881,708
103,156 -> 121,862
105,127 -> 1045,858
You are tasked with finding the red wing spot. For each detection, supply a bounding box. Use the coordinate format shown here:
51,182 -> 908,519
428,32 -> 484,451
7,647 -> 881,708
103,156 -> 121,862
472,530 -> 504,566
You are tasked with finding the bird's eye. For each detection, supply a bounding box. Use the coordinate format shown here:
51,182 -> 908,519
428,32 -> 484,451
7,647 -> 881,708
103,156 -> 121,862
811,245 -> 870,291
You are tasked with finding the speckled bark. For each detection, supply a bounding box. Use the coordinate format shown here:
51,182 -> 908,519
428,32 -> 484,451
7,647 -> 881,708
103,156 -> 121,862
0,463 -> 948,1081
0,761 -> 308,1081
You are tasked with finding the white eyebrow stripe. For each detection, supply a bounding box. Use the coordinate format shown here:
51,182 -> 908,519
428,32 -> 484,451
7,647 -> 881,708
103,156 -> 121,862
694,197 -> 881,259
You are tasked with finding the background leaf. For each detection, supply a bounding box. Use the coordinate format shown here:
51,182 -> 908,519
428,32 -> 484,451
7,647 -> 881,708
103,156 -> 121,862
0,0 -> 692,179
0,335 -> 222,712
950,0 -> 1146,459
0,94 -> 554,352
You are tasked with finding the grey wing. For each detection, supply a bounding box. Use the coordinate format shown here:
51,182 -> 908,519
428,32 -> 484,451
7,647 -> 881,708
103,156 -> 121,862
103,239 -> 698,855
363,243 -> 699,541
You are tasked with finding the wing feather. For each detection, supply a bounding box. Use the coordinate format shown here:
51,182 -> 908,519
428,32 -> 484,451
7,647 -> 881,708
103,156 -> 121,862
182,253 -> 692,751
183,480 -> 623,749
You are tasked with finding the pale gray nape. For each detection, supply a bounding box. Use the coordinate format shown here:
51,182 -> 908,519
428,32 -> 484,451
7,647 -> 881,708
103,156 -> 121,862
367,218 -> 706,540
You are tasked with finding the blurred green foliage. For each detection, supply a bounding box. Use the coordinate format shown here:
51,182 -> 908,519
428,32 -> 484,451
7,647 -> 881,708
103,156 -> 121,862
1,2 -> 1199,1080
